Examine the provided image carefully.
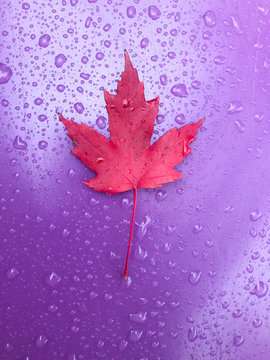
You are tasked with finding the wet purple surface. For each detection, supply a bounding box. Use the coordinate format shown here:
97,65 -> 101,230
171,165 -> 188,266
1,0 -> 270,359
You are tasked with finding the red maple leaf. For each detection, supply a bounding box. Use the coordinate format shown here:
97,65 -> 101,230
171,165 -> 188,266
59,51 -> 204,280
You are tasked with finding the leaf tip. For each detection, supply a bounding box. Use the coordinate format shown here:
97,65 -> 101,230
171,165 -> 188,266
124,50 -> 132,70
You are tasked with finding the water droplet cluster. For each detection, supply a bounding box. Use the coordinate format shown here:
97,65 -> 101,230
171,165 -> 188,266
0,0 -> 269,359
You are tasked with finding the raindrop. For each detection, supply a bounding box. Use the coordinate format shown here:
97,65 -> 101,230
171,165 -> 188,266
163,242 -> 171,253
252,318 -> 262,328
250,281 -> 268,298
171,83 -> 188,98
231,15 -> 243,34
103,24 -> 111,32
187,327 -> 198,342
134,246 -> 148,261
22,3 -> 30,10
97,340 -> 104,349
1,99 -> 9,107
129,311 -> 147,324
225,66 -> 236,75
148,5 -> 161,20
119,339 -> 128,352
67,353 -> 77,360
96,52 -> 105,60
56,84 -> 65,92
104,40 -> 111,48
214,55 -> 226,65
160,74 -> 167,85
254,113 -> 264,122
155,189 -> 167,202
0,63 -> 12,84
54,54 -> 67,68
7,267 -> 19,279
169,301 -> 180,309
45,272 -> 61,288
203,10 -> 216,27
168,51 -> 176,59
38,140 -> 48,150
233,335 -> 244,347
203,30 -> 213,40
13,136 -> 27,150
250,209 -> 262,221
140,37 -> 149,49
175,114 -> 186,125
74,102 -> 85,114
234,119 -> 245,133
34,98 -> 43,106
246,264 -> 253,273
188,271 -> 201,285
62,228 -> 70,237
156,114 -> 165,124
193,224 -> 203,234
38,34 -> 51,48
128,330 -> 143,343
226,101 -> 243,114
96,157 -> 104,164
38,114 -> 47,122
191,80 -> 201,89
96,116 -> 106,129
85,16 -> 92,28
127,6 -> 136,18
232,309 -> 242,318
36,335 -> 48,348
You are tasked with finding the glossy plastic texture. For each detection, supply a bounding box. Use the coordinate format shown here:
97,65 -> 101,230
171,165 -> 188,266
0,1 -> 269,359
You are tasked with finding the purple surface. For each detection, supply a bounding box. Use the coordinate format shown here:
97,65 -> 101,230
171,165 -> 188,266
1,0 -> 270,359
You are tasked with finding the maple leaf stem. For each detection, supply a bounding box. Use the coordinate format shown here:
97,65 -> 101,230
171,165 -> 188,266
123,187 -> 138,281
